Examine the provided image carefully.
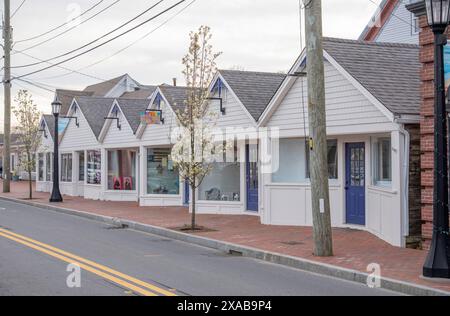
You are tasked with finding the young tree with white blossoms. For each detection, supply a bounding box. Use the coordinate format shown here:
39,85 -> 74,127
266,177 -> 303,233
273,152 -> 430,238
13,90 -> 42,200
171,25 -> 222,230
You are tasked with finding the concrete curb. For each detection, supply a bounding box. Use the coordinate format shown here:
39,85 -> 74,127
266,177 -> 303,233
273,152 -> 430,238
0,196 -> 448,296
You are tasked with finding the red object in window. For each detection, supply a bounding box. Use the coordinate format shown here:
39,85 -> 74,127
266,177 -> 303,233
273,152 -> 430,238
113,177 -> 123,190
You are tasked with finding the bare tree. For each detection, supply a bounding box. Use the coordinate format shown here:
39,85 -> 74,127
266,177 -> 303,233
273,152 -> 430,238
172,25 -> 222,230
13,90 -> 41,199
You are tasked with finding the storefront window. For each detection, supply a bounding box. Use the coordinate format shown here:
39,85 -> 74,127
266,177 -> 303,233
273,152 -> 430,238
46,153 -> 52,182
199,144 -> 241,201
79,152 -> 85,182
272,138 -> 338,183
108,150 -> 137,191
87,150 -> 101,185
61,154 -> 73,182
147,148 -> 179,195
38,153 -> 44,181
372,137 -> 392,186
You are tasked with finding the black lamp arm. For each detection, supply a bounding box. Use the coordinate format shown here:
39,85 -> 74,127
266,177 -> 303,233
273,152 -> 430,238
207,97 -> 225,114
104,117 -> 121,130
61,116 -> 80,127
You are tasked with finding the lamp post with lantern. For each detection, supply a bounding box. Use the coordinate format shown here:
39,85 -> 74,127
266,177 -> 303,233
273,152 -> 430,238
423,0 -> 450,279
49,97 -> 63,203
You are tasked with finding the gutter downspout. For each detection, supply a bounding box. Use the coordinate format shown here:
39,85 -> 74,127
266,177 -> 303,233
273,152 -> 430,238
397,122 -> 411,242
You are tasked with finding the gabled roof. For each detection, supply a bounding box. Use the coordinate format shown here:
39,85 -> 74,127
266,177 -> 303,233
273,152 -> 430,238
73,97 -> 116,139
55,89 -> 94,115
0,134 -> 22,146
359,0 -> 399,41
158,85 -> 190,112
42,114 -> 55,140
115,99 -> 151,134
120,85 -> 158,99
219,70 -> 286,121
323,37 -> 420,115
84,74 -> 130,97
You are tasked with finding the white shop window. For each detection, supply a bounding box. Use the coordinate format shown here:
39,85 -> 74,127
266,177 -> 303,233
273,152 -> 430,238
61,153 -> 73,182
147,148 -> 179,195
108,149 -> 137,191
198,146 -> 240,202
272,138 -> 338,183
372,137 -> 392,187
38,153 -> 44,181
87,150 -> 101,185
46,153 -> 52,181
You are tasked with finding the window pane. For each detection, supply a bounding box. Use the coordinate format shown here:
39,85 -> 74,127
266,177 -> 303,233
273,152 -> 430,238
272,138 -> 307,183
61,154 -> 72,182
108,150 -> 137,191
79,152 -> 85,182
87,150 -> 101,185
199,162 -> 241,201
147,148 -> 179,195
38,154 -> 44,181
372,138 -> 392,185
305,139 -> 338,180
46,153 -> 52,181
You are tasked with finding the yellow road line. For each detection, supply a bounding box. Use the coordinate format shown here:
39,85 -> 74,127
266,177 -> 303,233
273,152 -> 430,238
0,228 -> 176,296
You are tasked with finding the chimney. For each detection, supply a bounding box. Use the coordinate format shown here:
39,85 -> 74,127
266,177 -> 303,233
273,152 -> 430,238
173,78 -> 177,86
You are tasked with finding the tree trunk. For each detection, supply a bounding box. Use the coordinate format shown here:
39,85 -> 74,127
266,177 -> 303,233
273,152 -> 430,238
191,178 -> 196,230
28,171 -> 32,200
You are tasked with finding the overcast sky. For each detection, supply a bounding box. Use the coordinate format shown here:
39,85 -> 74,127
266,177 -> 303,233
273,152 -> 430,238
0,0 -> 383,128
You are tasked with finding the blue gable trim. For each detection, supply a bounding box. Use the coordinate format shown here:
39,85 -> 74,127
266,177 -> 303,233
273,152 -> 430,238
211,77 -> 224,97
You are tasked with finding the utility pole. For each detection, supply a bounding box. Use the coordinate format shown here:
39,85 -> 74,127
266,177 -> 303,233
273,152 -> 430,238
303,0 -> 333,257
2,0 -> 11,193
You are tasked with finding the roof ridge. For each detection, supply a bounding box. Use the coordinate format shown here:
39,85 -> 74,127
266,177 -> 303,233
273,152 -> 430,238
323,37 -> 419,49
219,69 -> 286,76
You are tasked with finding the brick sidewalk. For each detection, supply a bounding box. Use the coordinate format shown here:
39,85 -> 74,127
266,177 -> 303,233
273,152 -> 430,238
1,180 -> 449,293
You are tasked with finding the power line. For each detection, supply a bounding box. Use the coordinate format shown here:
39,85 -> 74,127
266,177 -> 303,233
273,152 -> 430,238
11,0 -> 166,69
367,0 -> 414,29
11,0 -> 186,80
37,0 -> 197,81
11,0 -> 26,19
13,49 -> 106,82
15,0 -> 105,43
14,0 -> 122,54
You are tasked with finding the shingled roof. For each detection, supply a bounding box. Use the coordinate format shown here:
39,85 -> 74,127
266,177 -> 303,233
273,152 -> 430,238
219,70 -> 286,121
159,86 -> 190,113
84,74 -> 129,97
116,99 -> 151,134
56,89 -> 94,115
74,97 -> 115,139
120,85 -> 157,99
322,37 -> 420,116
42,115 -> 55,140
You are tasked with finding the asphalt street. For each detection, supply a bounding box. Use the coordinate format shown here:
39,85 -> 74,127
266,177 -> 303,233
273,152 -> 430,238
0,200 -> 400,296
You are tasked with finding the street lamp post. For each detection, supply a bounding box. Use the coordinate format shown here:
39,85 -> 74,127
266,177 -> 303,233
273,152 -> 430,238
424,0 -> 450,279
49,97 -> 63,203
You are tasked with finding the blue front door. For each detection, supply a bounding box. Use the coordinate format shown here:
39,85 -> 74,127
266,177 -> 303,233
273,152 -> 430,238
345,143 -> 366,225
246,144 -> 259,212
184,180 -> 190,205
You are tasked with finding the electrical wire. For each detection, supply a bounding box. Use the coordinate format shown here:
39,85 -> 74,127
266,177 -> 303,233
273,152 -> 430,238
11,0 -> 186,80
11,0 -> 26,19
15,0 -> 105,43
11,0 -> 166,69
36,0 -> 197,81
13,0 -> 122,55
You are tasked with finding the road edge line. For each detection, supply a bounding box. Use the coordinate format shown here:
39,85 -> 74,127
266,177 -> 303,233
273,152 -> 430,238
0,195 -> 448,297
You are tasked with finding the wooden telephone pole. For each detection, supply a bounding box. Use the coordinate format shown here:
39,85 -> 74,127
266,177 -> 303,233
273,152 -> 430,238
303,0 -> 333,256
3,0 -> 12,193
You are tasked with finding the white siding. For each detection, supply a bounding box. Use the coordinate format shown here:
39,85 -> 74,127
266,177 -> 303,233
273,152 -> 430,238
103,109 -> 137,147
140,101 -> 177,146
206,85 -> 256,131
266,61 -> 392,136
60,108 -> 99,151
375,1 -> 419,44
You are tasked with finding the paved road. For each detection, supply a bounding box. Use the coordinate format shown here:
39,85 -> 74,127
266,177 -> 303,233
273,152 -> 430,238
0,200 -> 400,296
